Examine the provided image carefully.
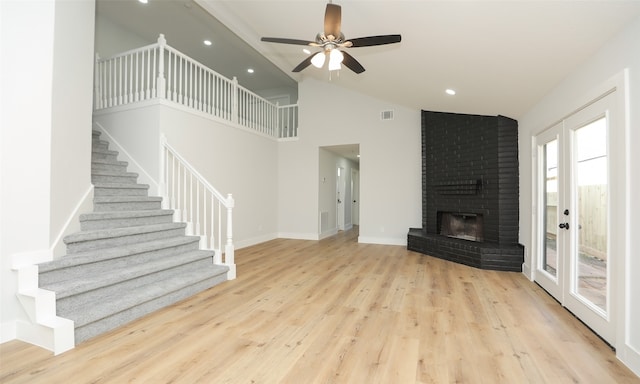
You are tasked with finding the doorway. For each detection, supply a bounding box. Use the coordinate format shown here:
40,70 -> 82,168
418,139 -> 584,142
319,144 -> 360,237
533,89 -> 624,346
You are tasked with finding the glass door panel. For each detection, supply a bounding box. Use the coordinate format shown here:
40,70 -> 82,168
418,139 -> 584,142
543,139 -> 559,277
573,117 -> 608,313
535,124 -> 563,302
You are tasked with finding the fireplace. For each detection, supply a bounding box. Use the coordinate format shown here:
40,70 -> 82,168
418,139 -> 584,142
407,111 -> 524,271
439,212 -> 484,242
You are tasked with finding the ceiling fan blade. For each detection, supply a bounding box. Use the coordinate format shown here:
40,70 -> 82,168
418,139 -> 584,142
340,50 -> 365,74
292,55 -> 316,72
348,34 -> 402,47
324,3 -> 341,38
261,37 -> 315,46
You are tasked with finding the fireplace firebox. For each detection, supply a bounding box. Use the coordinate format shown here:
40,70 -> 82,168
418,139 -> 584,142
408,111 -> 524,271
439,212 -> 484,242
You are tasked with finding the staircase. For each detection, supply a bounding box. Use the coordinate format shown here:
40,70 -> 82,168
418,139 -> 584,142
36,130 -> 229,345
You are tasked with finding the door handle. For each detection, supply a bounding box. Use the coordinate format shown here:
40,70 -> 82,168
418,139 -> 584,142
559,223 -> 570,230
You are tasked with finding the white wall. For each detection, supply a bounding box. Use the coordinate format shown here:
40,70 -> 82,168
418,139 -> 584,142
94,13 -> 150,58
50,0 -> 95,255
518,15 -> 640,375
278,78 -> 422,244
93,104 -> 161,193
0,0 -> 95,343
161,107 -> 279,248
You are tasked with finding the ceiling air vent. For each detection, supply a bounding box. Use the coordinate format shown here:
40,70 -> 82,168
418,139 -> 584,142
380,110 -> 394,120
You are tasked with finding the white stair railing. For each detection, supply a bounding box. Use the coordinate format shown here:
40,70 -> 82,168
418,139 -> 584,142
95,34 -> 298,140
159,134 -> 236,279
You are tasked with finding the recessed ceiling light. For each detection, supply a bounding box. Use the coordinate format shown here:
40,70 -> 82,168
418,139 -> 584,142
138,0 -> 148,4
247,68 -> 255,74
303,48 -> 311,55
445,89 -> 456,96
203,40 -> 212,46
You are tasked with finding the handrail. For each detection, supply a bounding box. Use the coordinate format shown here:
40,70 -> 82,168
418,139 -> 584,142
159,134 -> 236,279
95,34 -> 298,140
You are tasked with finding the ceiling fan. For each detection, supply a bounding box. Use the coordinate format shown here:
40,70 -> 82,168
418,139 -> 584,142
260,2 -> 401,74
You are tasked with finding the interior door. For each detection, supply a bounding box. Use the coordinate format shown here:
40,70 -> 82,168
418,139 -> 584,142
534,91 -> 618,345
337,166 -> 345,231
351,169 -> 360,226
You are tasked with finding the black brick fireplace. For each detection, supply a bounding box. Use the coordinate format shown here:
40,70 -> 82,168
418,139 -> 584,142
407,110 -> 524,271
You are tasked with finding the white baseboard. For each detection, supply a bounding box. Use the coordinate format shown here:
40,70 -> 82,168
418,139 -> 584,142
234,233 -> 278,249
0,321 -> 16,344
521,262 -> 532,280
358,236 -> 407,246
319,228 -> 338,240
277,232 -> 319,241
619,344 -> 640,378
51,185 -> 94,258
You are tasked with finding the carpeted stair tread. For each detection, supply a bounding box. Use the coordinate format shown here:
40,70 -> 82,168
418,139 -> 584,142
92,170 -> 138,178
92,140 -> 109,150
92,159 -> 128,167
41,249 -> 217,298
92,174 -> 139,185
63,222 -> 186,244
92,182 -> 149,190
94,195 -> 162,203
64,265 -> 229,328
79,209 -> 172,230
39,236 -> 202,273
92,148 -> 119,157
80,209 -> 171,222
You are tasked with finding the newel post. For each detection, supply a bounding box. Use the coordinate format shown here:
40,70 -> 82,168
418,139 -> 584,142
157,34 -> 166,99
231,77 -> 239,125
225,193 -> 236,279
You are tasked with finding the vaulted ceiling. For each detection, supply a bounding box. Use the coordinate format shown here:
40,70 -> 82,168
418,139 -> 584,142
98,0 -> 640,120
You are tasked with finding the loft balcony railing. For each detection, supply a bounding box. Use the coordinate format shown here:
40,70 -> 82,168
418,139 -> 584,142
94,34 -> 298,139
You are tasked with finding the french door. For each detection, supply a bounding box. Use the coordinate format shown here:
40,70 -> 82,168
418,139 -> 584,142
534,90 -> 621,345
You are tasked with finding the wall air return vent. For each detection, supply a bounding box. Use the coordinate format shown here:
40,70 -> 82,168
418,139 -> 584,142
380,110 -> 394,121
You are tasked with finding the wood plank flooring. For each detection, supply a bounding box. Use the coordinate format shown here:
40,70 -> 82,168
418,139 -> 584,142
2,227 -> 638,383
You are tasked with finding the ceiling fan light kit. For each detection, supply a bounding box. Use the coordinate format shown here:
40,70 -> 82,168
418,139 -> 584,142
261,2 -> 401,74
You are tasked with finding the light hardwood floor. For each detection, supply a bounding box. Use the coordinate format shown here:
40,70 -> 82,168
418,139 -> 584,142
1,227 -> 638,383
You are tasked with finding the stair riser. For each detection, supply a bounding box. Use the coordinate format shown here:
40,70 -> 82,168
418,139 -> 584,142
93,186 -> 149,197
94,201 -> 162,212
72,274 -> 227,343
80,213 -> 174,231
65,227 -> 187,254
91,152 -> 118,162
92,141 -> 109,151
56,258 -> 215,323
92,163 -> 128,173
92,175 -> 138,184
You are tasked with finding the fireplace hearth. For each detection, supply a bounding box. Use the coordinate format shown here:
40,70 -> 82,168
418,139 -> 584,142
407,111 -> 524,272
